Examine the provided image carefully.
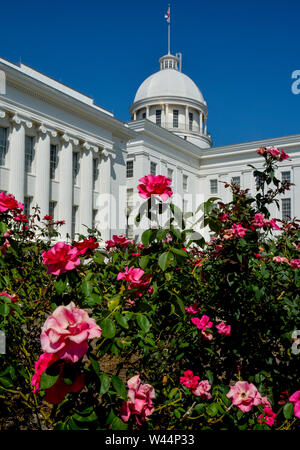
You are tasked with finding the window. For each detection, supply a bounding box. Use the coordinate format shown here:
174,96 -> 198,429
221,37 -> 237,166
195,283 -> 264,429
93,158 -> 99,190
210,179 -> 218,194
173,110 -> 179,128
282,171 -> 291,183
73,152 -> 80,184
50,144 -> 58,180
282,198 -> 291,220
150,162 -> 157,176
0,127 -> 8,166
183,175 -> 188,191
156,110 -> 161,126
126,160 -> 134,178
49,201 -> 56,220
232,176 -> 241,187
24,196 -> 32,216
25,136 -> 34,173
72,206 -> 78,238
189,112 -> 193,131
167,168 -> 173,184
142,112 -> 146,119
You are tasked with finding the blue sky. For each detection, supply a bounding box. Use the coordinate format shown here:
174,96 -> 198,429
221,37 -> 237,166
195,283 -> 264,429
0,0 -> 299,146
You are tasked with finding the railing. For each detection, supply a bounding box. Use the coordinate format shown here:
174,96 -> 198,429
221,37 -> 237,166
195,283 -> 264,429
163,122 -> 207,135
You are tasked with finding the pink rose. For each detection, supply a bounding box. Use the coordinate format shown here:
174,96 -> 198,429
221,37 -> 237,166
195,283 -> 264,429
120,375 -> 155,425
43,215 -> 53,221
40,301 -> 102,363
215,321 -> 231,336
258,407 -> 276,427
32,353 -> 85,404
117,267 -> 150,290
73,237 -> 99,255
252,213 -> 265,227
0,291 -> 18,303
0,192 -> 24,213
185,302 -> 201,315
31,352 -> 59,393
106,234 -> 133,252
192,380 -> 212,400
180,370 -> 200,390
226,381 -> 262,413
272,256 -> 289,264
0,239 -> 10,255
137,174 -> 173,202
264,218 -> 281,230
41,241 -> 81,275
289,390 -> 300,419
290,259 -> 300,269
191,314 -> 213,331
256,147 -> 267,156
232,223 -> 248,238
216,213 -> 228,221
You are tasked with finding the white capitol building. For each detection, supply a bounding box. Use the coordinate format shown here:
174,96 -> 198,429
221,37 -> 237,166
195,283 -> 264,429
0,49 -> 299,241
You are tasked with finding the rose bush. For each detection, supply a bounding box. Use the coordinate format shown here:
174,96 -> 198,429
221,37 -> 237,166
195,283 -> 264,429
0,147 -> 299,430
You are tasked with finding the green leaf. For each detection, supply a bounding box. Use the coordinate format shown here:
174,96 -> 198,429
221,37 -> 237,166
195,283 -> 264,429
89,355 -> 100,378
206,403 -> 218,417
156,229 -> 169,241
40,372 -> 59,390
158,251 -> 174,271
99,373 -> 111,395
141,229 -> 152,246
136,314 -> 150,333
111,375 -> 127,399
171,248 -> 188,258
205,370 -> 214,385
0,304 -> 10,316
81,280 -> 93,297
115,312 -> 129,329
111,416 -> 128,430
100,318 -> 116,338
139,255 -> 150,270
55,278 -> 67,295
175,296 -> 185,317
73,411 -> 98,423
283,402 -> 294,420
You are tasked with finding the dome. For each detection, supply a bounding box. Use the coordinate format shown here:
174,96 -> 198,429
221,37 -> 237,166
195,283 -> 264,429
134,69 -> 206,105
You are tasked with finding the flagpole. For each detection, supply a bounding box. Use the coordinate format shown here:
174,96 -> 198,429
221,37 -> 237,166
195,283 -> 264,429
168,4 -> 171,54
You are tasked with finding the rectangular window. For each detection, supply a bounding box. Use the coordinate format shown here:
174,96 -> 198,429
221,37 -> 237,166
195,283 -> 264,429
24,196 -> 32,216
156,109 -> 161,126
232,176 -> 241,187
189,112 -> 193,131
282,198 -> 291,220
49,201 -> 56,220
73,152 -> 80,184
72,205 -> 78,238
0,127 -> 8,166
167,168 -> 173,184
173,110 -> 179,128
210,179 -> 218,194
183,174 -> 188,191
282,171 -> 291,183
150,162 -> 157,176
142,112 -> 146,119
126,160 -> 134,178
93,158 -> 99,190
25,136 -> 34,173
50,144 -> 58,180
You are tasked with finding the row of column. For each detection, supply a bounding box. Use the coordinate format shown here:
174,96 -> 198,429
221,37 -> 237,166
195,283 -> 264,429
135,105 -> 207,134
6,113 -> 113,240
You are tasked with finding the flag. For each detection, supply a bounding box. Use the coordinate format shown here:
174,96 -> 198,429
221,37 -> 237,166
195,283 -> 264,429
164,5 -> 170,24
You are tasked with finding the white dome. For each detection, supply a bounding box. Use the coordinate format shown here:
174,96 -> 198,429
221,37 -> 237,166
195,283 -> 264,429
134,69 -> 206,105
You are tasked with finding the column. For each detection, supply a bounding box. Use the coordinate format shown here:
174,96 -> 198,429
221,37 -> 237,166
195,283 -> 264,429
161,105 -> 165,128
35,126 -> 50,218
9,115 -> 25,203
204,117 -> 207,135
58,134 -> 73,239
80,144 -> 93,234
165,104 -> 169,128
97,149 -> 112,241
133,112 -> 137,121
146,106 -> 150,119
199,112 -> 203,134
185,107 -> 189,131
